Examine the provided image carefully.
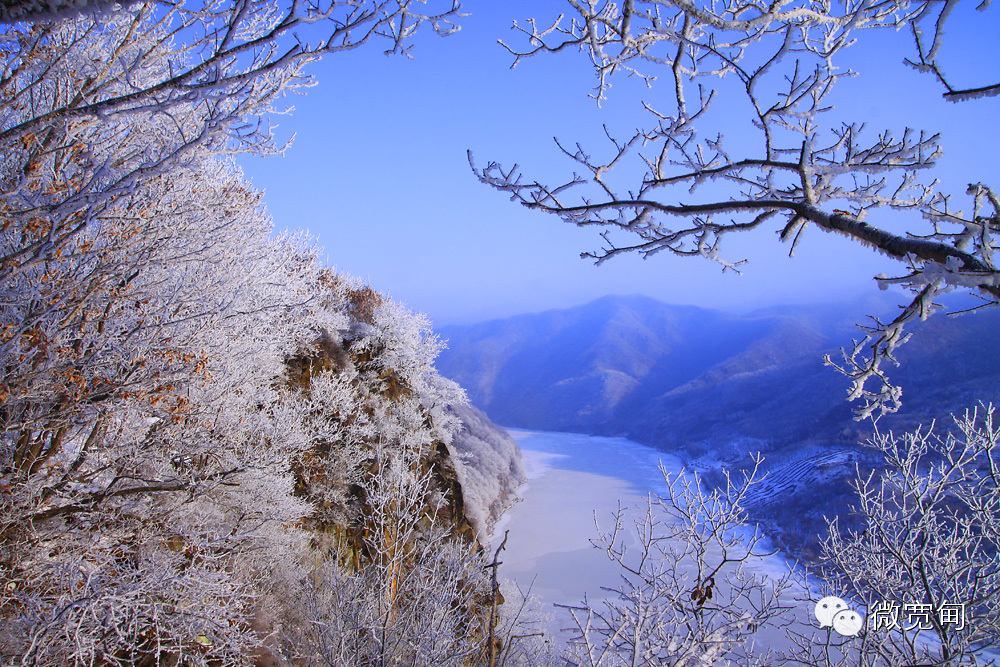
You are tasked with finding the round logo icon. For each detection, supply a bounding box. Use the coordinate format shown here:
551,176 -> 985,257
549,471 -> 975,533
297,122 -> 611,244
814,596 -> 847,628
813,596 -> 864,637
832,608 -> 864,637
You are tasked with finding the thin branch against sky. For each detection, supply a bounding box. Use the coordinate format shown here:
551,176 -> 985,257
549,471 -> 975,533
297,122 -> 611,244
238,0 -> 999,326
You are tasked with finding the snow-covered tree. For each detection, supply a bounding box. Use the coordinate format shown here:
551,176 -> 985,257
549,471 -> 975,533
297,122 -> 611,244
544,408 -> 1000,666
271,284 -> 537,667
0,2 -> 504,665
789,404 -> 1000,667
559,460 -> 798,667
280,444 -> 491,667
447,402 -> 527,540
472,0 -> 998,418
0,0 -> 120,22
1,0 -> 462,349
0,137 -> 336,662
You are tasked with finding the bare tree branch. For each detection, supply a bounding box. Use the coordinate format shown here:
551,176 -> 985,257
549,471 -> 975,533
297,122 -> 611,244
476,0 -> 999,417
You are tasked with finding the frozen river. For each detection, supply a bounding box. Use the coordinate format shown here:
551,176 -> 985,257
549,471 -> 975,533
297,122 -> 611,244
489,429 -> 993,664
488,428 -> 804,649
489,429 -> 684,612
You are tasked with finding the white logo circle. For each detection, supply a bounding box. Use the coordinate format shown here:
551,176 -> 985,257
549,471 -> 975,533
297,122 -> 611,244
832,608 -> 864,637
814,596 -> 847,628
813,596 -> 864,636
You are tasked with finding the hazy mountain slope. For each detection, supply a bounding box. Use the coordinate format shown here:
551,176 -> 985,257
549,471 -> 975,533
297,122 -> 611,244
437,294 -> 1000,562
438,294 -> 1000,456
439,295 -> 828,433
439,295 -> 866,447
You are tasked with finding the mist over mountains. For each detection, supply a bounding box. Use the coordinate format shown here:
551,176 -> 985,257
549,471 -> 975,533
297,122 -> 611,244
436,294 -> 1000,558
438,293 -> 999,456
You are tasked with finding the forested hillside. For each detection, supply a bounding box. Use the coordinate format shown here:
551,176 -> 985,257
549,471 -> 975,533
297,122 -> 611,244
0,152 -> 527,663
0,5 -> 532,665
438,293 -> 1000,456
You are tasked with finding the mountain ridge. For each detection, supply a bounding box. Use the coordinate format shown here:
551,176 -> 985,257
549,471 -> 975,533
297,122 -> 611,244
437,293 -> 999,451
435,293 -> 1000,559
438,294 -> 872,447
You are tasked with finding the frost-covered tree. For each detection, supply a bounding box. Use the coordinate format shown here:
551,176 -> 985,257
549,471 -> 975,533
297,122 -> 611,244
0,179 -> 510,662
447,402 -> 527,539
558,461 -> 798,667
280,445 -> 490,667
0,2 -> 495,665
0,0 -> 120,23
787,404 -> 1000,667
544,409 -> 1000,666
271,285 -> 536,667
472,0 -> 998,418
1,0 -> 461,341
0,146 -> 332,664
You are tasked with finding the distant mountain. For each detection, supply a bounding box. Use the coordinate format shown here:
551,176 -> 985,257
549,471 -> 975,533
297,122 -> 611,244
439,294 -> 791,434
436,294 -> 1000,560
438,294 -> 1000,456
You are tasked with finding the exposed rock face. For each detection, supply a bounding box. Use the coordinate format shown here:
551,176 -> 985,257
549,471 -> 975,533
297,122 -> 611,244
285,326 -> 483,568
254,286 -> 523,665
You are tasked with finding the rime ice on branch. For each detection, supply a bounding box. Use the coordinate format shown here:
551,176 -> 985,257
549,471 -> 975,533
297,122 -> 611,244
472,0 -> 1000,418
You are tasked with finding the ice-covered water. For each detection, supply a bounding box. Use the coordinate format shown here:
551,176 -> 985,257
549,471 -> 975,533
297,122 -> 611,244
488,428 -> 807,648
488,430 -> 682,610
489,429 -> 994,663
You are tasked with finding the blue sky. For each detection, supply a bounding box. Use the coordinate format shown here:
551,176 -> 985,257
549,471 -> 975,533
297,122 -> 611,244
238,1 -> 999,326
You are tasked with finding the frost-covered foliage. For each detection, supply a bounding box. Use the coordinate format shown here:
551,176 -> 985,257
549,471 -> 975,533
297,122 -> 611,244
560,461 -> 798,667
288,285 -> 473,533
0,0 -> 122,23
0,140 -> 509,660
0,146 -> 324,663
0,2 -> 539,665
473,0 -> 1000,419
0,164 -> 508,660
799,404 -> 1000,667
0,0 -> 461,354
447,402 -> 527,539
278,444 -> 491,667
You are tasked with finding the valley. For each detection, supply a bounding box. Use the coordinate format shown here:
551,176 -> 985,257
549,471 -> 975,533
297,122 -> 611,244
439,294 -> 1000,561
